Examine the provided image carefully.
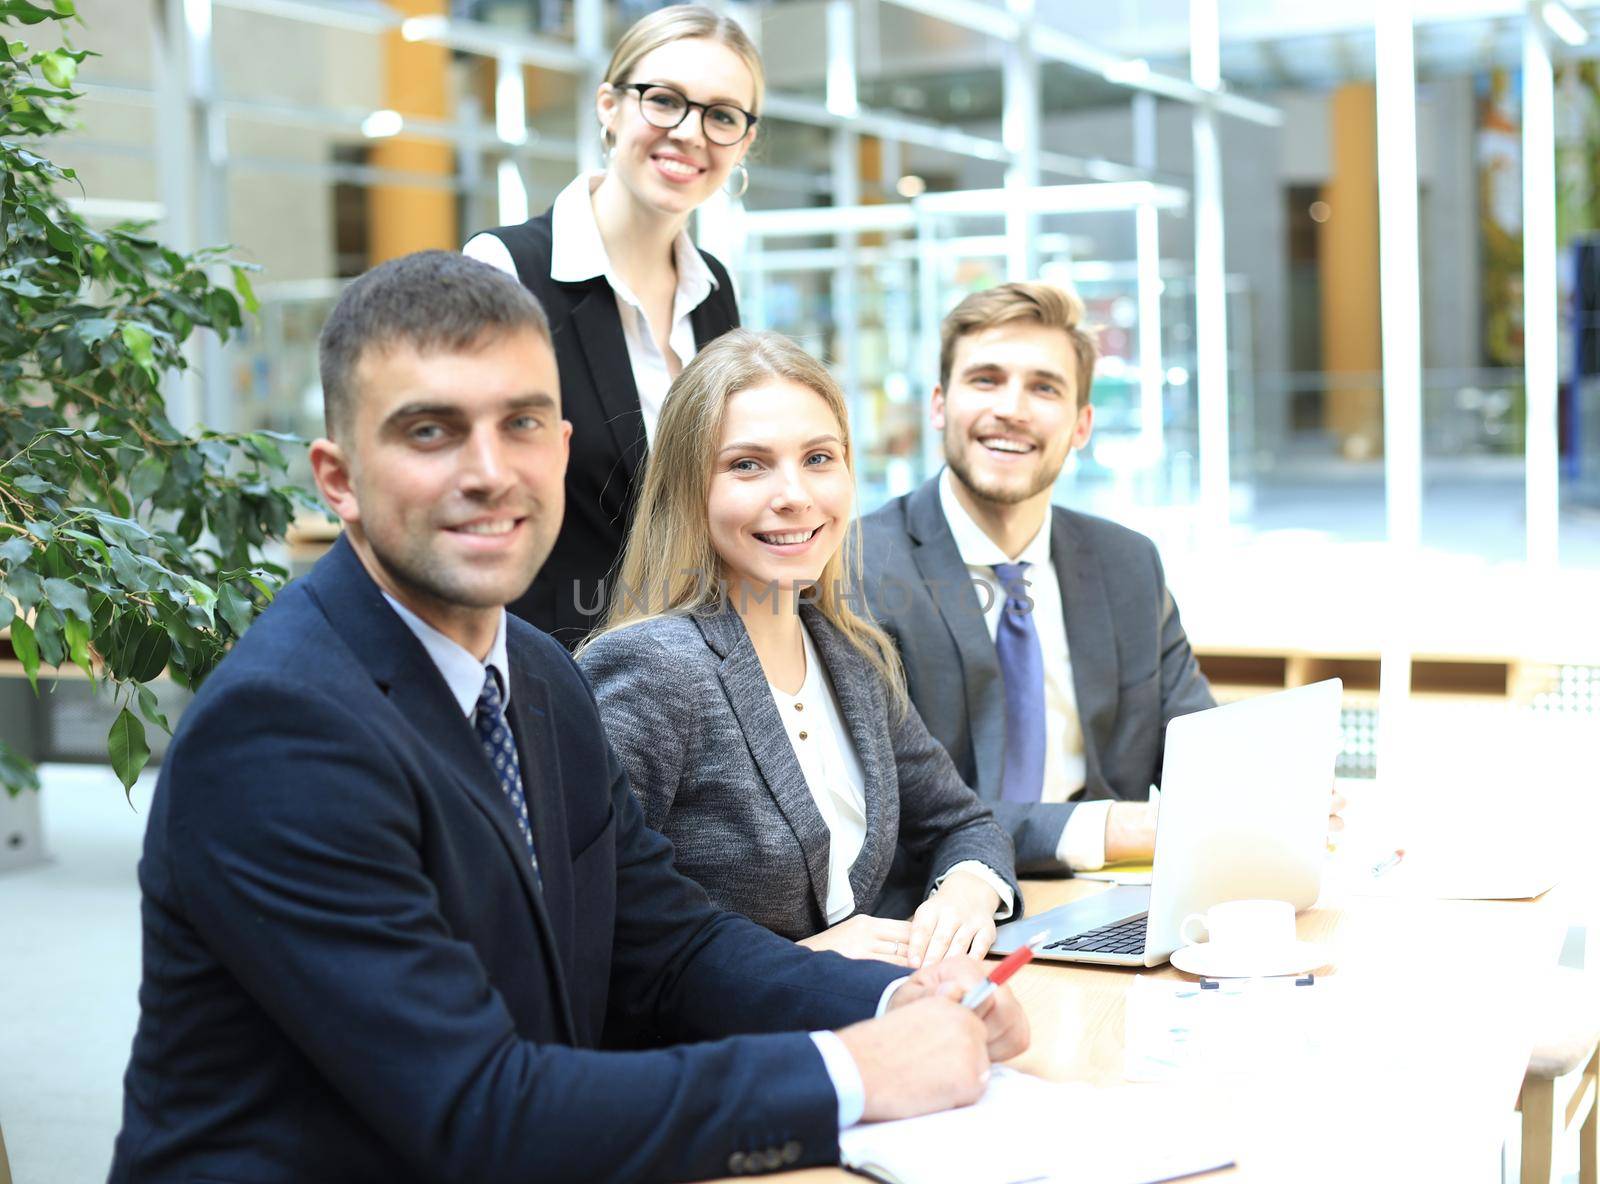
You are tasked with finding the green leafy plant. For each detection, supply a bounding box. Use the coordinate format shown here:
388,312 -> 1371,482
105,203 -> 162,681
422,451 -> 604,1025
1,0 -> 309,794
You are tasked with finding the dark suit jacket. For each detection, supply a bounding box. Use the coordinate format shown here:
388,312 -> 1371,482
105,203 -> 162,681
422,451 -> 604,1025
859,476 -> 1215,874
578,603 -> 1018,939
110,538 -> 902,1184
480,209 -> 740,648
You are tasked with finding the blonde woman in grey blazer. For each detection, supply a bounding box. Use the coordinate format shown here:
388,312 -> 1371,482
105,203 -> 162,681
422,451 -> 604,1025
579,330 -> 1018,967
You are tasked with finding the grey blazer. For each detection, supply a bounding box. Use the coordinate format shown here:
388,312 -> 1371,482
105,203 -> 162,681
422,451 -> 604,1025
577,602 -> 1019,941
859,475 -> 1215,873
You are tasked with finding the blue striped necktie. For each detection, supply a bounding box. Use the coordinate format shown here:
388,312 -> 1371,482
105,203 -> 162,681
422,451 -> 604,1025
993,561 -> 1047,803
473,669 -> 540,884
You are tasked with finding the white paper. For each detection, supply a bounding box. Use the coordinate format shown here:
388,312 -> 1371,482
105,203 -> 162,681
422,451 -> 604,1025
838,1067 -> 1234,1184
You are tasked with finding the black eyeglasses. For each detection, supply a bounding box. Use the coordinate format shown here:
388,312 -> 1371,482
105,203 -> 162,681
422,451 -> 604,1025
618,82 -> 757,146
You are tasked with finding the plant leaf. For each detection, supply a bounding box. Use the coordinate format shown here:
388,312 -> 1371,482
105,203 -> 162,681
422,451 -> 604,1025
0,740 -> 41,797
62,611 -> 91,677
107,614 -> 170,683
107,706 -> 150,793
42,575 -> 90,622
231,264 -> 259,314
8,616 -> 40,691
135,683 -> 170,734
216,581 -> 252,636
39,47 -> 75,87
126,455 -> 165,503
0,537 -> 32,569
119,322 -> 156,378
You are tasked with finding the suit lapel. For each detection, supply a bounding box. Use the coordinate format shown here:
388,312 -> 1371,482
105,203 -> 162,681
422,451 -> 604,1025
905,480 -> 1006,800
697,607 -> 832,922
504,663 -> 579,1039
801,607 -> 894,909
689,273 -> 729,348
303,539 -> 576,1038
568,281 -> 647,483
1052,510 -> 1120,793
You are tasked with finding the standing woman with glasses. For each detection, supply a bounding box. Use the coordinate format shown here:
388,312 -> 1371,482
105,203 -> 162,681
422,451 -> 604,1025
465,4 -> 760,647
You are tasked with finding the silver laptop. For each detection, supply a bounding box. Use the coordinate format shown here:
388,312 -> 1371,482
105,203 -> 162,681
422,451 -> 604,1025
990,678 -> 1344,967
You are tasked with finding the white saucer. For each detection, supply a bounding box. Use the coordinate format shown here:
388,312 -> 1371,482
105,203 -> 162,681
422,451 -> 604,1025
1168,940 -> 1332,979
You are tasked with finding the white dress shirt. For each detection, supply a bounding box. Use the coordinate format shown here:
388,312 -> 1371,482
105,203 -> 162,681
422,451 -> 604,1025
463,172 -> 718,445
379,594 -> 882,1127
771,626 -> 1016,922
938,469 -> 1113,872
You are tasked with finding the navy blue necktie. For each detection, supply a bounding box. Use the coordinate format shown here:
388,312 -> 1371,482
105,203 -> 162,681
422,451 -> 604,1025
474,670 -> 540,884
993,561 -> 1046,803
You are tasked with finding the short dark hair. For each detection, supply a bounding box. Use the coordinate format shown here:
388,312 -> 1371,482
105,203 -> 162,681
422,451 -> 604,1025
938,280 -> 1099,408
317,250 -> 552,438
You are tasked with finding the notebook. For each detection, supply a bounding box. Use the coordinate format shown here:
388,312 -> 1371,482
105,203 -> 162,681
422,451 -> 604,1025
838,1067 -> 1235,1184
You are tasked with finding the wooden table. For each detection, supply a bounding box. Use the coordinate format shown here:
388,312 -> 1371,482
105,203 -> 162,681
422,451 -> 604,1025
712,865 -> 1568,1182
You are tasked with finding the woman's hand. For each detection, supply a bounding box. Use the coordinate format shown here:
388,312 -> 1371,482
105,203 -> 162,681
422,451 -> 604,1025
907,871 -> 1000,967
798,914 -> 915,965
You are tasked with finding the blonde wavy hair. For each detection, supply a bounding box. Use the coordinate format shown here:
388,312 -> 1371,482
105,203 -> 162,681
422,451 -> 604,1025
586,329 -> 906,713
601,5 -> 765,152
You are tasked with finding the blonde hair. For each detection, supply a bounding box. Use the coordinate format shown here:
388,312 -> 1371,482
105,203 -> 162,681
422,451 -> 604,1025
587,329 -> 906,713
939,280 -> 1100,408
602,4 -> 765,150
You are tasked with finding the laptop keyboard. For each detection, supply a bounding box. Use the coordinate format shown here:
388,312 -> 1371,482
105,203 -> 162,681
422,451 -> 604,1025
1043,913 -> 1149,956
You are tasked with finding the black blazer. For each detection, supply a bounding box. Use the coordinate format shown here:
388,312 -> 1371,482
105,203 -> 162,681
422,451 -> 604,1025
109,537 -> 903,1183
481,209 -> 741,647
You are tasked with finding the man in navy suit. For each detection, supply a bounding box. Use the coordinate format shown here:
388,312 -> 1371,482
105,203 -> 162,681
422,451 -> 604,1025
109,251 -> 1027,1184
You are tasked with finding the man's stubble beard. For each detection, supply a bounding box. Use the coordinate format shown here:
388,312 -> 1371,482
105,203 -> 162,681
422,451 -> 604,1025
943,433 -> 1058,507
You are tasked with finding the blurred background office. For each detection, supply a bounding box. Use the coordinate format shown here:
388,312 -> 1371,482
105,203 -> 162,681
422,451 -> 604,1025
12,0 -> 1591,761
2,1 -> 1598,1180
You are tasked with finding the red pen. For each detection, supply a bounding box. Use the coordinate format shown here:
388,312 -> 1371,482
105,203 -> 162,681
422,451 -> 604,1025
960,932 -> 1047,1009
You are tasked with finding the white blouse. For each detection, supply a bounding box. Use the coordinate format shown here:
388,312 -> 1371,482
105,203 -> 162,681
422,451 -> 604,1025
768,628 -> 868,926
771,626 -> 1015,926
463,172 -> 719,445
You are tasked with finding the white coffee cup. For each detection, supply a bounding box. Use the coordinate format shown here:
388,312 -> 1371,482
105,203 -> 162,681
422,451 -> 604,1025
1178,898 -> 1296,952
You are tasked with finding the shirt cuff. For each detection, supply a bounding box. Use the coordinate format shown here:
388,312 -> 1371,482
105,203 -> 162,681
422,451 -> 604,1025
932,859 -> 1015,921
876,977 -> 910,1016
809,1030 -> 866,1129
1055,799 -> 1114,872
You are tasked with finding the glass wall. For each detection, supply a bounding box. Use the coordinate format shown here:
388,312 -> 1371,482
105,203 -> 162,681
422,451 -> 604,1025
40,0 -> 1600,572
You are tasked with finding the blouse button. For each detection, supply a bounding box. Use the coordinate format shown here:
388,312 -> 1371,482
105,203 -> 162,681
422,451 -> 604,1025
798,730 -> 809,741
794,702 -> 804,711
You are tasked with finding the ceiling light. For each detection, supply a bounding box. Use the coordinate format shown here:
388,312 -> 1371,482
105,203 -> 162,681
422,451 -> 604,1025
361,109 -> 404,138
1103,58 -> 1152,85
1541,1 -> 1590,46
896,175 -> 927,198
401,15 -> 445,42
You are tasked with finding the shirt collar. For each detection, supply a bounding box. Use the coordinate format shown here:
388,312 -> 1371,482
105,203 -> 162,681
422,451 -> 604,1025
549,171 -> 720,303
381,593 -> 511,717
938,467 -> 1052,570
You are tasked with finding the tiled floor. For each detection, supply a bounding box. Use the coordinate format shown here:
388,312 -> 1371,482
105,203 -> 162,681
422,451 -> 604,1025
0,765 -> 154,1184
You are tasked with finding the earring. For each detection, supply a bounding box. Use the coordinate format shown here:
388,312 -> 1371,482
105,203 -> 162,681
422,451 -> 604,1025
726,162 -> 749,200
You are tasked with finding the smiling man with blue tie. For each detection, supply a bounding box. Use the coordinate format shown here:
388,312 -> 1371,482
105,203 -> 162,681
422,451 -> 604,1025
860,282 -> 1216,886
108,252 -> 1028,1184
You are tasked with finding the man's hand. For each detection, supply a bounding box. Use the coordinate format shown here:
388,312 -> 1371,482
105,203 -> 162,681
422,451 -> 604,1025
797,914 -> 913,964
836,996 -> 991,1122
889,956 -> 1030,1063
907,871 -> 999,967
1104,800 -> 1157,864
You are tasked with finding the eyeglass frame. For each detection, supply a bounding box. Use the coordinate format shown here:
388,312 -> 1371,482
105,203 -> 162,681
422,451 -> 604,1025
615,82 -> 758,146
